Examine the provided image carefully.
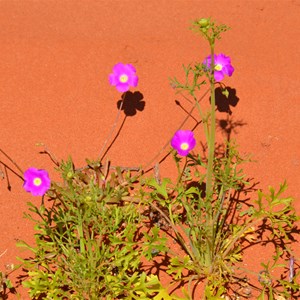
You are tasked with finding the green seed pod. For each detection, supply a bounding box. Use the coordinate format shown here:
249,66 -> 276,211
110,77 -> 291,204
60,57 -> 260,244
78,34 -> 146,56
198,18 -> 209,28
85,196 -> 92,202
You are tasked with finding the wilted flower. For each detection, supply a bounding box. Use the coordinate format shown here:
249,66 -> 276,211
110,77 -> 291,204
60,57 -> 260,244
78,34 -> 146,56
23,168 -> 51,196
109,63 -> 138,92
171,130 -> 196,156
203,53 -> 234,81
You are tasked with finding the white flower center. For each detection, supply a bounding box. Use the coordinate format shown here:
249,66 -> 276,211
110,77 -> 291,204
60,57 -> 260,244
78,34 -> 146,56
119,74 -> 128,83
33,177 -> 42,186
215,64 -> 223,71
180,142 -> 189,150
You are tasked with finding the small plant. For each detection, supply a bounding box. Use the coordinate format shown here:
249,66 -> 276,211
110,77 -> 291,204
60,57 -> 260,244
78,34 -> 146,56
144,17 -> 299,299
0,17 -> 299,300
0,250 -> 16,299
17,158 -> 180,299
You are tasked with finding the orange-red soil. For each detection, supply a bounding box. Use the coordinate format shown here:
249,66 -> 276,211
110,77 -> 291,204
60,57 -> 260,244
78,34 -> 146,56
0,1 -> 299,299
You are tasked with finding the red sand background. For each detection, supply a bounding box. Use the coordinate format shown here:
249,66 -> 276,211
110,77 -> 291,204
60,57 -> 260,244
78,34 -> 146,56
0,1 -> 299,299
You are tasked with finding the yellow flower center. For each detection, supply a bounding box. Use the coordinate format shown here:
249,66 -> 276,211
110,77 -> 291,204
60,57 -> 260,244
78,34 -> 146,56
33,177 -> 42,186
215,64 -> 222,71
180,142 -> 189,150
119,74 -> 128,83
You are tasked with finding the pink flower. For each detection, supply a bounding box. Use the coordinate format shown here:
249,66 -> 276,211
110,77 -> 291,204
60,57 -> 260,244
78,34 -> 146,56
109,63 -> 138,92
203,54 -> 234,81
171,130 -> 196,156
23,168 -> 51,196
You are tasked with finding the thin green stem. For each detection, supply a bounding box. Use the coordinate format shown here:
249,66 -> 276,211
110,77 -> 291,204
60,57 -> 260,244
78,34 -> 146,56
148,201 -> 196,262
194,97 -> 209,142
204,43 -> 216,268
0,148 -> 24,175
141,88 -> 210,173
206,45 -> 216,202
77,216 -> 85,254
97,93 -> 125,161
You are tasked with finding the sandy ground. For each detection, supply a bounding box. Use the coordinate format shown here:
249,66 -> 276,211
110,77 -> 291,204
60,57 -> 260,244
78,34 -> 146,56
0,1 -> 299,299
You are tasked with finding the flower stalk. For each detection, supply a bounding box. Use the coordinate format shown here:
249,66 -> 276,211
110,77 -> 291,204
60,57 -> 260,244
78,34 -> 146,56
206,43 -> 216,203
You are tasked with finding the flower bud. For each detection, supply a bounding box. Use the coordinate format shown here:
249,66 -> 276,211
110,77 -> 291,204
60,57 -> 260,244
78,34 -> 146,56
85,196 -> 92,202
198,18 -> 209,28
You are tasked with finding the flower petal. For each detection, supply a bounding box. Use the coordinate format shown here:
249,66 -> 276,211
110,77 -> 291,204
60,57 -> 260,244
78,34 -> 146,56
116,82 -> 130,92
128,75 -> 138,87
223,64 -> 234,77
109,73 -> 117,85
113,63 -> 124,73
126,63 -> 136,73
214,71 -> 225,81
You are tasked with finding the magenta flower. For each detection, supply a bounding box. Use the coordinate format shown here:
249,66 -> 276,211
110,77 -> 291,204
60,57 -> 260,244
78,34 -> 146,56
203,54 -> 234,81
109,63 -> 138,92
171,130 -> 196,156
23,168 -> 51,196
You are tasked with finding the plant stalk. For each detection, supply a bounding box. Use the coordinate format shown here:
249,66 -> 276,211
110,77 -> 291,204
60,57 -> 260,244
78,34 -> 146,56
205,43 -> 216,268
206,44 -> 216,202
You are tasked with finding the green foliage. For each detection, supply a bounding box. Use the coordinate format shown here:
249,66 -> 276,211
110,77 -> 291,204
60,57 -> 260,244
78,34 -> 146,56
18,158 -> 176,299
170,63 -> 207,98
191,18 -> 230,45
147,17 -> 300,299
144,144 -> 300,298
0,266 -> 15,297
256,248 -> 300,299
